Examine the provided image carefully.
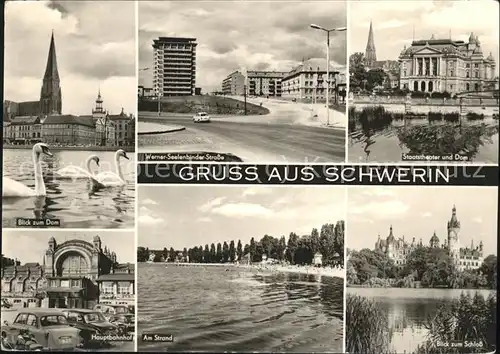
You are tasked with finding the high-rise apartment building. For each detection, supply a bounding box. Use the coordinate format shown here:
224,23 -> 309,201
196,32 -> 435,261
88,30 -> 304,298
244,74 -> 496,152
221,71 -> 245,95
152,37 -> 197,96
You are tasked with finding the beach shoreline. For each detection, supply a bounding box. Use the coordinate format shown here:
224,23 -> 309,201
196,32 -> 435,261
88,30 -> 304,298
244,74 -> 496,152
149,262 -> 345,279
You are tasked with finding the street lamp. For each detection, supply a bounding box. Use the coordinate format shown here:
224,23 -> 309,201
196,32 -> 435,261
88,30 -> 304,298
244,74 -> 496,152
309,24 -> 347,126
140,67 -> 161,116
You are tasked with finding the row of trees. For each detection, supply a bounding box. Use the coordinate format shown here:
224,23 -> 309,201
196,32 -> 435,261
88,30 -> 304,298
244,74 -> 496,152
347,246 -> 497,289
349,52 -> 388,92
138,221 -> 345,267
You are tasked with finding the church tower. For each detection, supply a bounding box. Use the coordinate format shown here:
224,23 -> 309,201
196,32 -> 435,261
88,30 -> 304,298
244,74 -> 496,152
40,31 -> 62,115
365,21 -> 377,68
447,205 -> 461,262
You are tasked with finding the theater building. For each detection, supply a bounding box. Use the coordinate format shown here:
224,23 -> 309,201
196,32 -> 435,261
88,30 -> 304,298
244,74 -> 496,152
398,33 -> 497,94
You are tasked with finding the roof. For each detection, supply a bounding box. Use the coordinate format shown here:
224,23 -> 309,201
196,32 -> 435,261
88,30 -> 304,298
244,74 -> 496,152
16,308 -> 65,316
62,308 -> 99,313
283,58 -> 343,80
43,115 -> 95,128
247,71 -> 288,78
10,116 -> 40,125
97,274 -> 134,281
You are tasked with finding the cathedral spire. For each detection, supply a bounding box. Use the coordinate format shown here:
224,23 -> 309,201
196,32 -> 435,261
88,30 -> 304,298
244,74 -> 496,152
40,31 -> 62,115
365,20 -> 377,67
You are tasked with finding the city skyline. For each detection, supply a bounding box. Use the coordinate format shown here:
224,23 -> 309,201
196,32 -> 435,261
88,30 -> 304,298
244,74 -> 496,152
2,231 -> 136,264
347,187 -> 498,255
349,0 -> 500,76
138,186 -> 346,250
4,1 -> 136,116
138,0 -> 347,93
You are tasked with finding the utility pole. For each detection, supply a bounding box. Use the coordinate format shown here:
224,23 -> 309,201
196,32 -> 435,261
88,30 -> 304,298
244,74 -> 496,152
244,84 -> 247,115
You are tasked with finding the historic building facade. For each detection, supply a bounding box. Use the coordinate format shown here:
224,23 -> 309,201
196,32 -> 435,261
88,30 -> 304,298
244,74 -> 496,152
375,206 -> 484,270
41,115 -> 96,145
398,33 -> 497,94
108,108 -> 135,147
1,235 -> 134,310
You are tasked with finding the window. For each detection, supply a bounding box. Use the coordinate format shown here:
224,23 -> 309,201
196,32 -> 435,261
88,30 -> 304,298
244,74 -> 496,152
475,72 -> 479,78
474,63 -> 479,68
466,72 -> 469,78
14,313 -> 28,324
27,314 -> 38,327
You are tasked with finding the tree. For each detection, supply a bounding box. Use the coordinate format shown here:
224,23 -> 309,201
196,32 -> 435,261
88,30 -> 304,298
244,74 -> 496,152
169,247 -> 175,262
249,238 -> 256,261
203,244 -> 210,263
319,223 -> 336,265
479,255 -> 497,289
229,240 -> 236,262
210,243 -> 216,263
222,242 -> 229,263
216,243 -> 222,263
346,261 -> 359,285
261,235 -> 274,259
286,232 -> 299,264
334,221 -> 345,264
349,52 -> 367,91
137,247 -> 148,262
183,248 -> 188,260
310,228 -> 320,255
277,236 -> 287,261
162,247 -> 169,261
366,68 -> 387,91
236,240 -> 243,261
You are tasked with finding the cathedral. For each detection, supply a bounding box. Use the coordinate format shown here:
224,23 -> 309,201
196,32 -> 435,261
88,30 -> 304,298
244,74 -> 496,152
4,31 -> 62,119
374,205 -> 484,271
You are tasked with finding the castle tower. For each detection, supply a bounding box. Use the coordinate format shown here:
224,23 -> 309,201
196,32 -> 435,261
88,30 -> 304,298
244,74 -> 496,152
93,89 -> 105,114
40,31 -> 62,115
447,205 -> 461,262
365,20 -> 377,68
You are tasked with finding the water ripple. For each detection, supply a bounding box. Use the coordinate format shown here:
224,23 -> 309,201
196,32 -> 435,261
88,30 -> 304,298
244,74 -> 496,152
138,264 -> 344,352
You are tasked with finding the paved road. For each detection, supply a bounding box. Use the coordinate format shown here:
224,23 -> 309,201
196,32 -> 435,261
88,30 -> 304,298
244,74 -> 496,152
138,114 -> 345,163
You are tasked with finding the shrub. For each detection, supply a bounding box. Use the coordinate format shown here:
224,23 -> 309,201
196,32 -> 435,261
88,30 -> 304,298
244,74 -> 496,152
443,112 -> 459,123
466,112 -> 485,121
346,294 -> 392,354
493,113 -> 499,120
428,112 -> 443,122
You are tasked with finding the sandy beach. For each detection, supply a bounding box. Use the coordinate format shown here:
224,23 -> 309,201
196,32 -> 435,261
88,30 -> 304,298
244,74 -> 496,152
237,264 -> 345,279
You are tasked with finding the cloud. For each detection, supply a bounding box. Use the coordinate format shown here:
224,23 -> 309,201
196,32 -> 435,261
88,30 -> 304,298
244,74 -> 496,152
4,1 -> 136,116
421,212 -> 432,218
242,187 -> 272,197
211,203 -> 274,218
138,1 -> 346,91
141,198 -> 158,205
197,217 -> 212,223
349,200 -> 409,219
198,197 -> 226,212
139,206 -> 164,225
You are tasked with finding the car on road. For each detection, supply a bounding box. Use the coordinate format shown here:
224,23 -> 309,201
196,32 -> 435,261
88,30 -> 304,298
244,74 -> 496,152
62,309 -> 118,348
1,308 -> 80,351
193,112 -> 211,123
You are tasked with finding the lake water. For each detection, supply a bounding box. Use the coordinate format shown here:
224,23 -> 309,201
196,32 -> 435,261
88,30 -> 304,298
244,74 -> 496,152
2,149 -> 136,229
138,264 -> 344,352
347,287 -> 496,354
348,119 -> 499,164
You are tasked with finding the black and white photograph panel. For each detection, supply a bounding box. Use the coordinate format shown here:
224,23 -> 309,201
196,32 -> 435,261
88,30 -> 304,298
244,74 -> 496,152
138,0 -> 347,163
3,1 -> 136,229
1,230 -> 136,352
137,186 -> 345,352
345,187 -> 497,354
348,0 -> 499,164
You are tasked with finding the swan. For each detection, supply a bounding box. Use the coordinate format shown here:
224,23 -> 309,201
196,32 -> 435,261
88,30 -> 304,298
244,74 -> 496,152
3,143 -> 53,198
55,155 -> 100,179
94,149 -> 130,186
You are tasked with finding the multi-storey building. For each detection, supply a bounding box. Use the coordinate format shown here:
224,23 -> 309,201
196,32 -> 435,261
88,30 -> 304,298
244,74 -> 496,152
8,116 -> 42,144
222,71 -> 245,95
1,263 -> 45,309
281,58 -> 341,102
398,33 -> 497,94
152,37 -> 197,96
374,206 -> 484,271
42,115 -> 96,145
247,71 -> 288,97
97,263 -> 135,306
109,108 -> 135,147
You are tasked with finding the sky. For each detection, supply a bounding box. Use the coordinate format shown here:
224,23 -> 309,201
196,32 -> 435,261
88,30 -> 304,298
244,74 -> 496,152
138,186 -> 346,250
2,230 -> 136,264
4,1 -> 136,116
138,0 -> 347,92
349,0 -> 500,75
347,187 -> 498,256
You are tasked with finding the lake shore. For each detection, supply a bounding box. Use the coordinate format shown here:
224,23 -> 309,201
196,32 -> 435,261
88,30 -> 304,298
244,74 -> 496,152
3,145 -> 135,152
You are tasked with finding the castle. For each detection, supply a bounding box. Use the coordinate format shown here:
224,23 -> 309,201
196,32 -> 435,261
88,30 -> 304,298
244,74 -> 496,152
374,205 -> 484,271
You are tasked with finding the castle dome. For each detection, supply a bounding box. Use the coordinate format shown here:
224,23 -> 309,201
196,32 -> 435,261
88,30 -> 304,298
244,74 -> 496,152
486,52 -> 494,61
430,231 -> 439,243
387,225 -> 395,243
93,235 -> 101,242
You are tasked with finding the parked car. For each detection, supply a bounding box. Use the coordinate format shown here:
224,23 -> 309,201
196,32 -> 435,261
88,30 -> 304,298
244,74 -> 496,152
94,304 -> 133,334
193,112 -> 211,123
2,309 -> 80,351
62,309 -> 118,348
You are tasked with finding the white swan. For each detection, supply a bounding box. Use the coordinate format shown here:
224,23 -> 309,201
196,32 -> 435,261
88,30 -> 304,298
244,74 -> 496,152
3,143 -> 53,198
94,149 -> 130,186
55,155 -> 100,179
